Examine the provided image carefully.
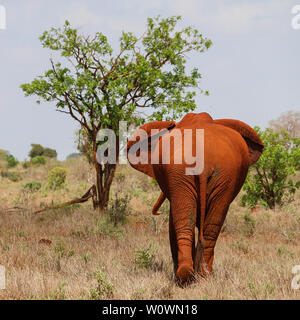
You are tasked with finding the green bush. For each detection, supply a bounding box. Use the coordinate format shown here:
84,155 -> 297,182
134,242 -> 161,270
1,171 -> 23,182
28,144 -> 44,158
241,128 -> 300,209
48,167 -> 67,190
43,148 -> 57,158
31,156 -> 46,166
6,155 -> 18,168
90,270 -> 114,300
23,181 -> 42,192
28,143 -> 57,159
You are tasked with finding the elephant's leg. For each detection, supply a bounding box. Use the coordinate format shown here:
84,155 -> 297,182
169,211 -> 178,275
170,202 -> 197,285
195,202 -> 230,276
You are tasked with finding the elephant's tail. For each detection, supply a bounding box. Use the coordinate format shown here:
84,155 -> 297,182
152,192 -> 166,215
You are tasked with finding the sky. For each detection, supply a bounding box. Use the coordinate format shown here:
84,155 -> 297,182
0,0 -> 299,160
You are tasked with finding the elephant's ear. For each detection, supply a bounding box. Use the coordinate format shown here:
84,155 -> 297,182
126,120 -> 176,178
214,119 -> 264,165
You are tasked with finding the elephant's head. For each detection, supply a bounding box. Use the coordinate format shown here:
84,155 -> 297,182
126,120 -> 176,178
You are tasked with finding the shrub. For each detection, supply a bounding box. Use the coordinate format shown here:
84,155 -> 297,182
134,242 -> 161,270
90,270 -> 114,299
43,147 -> 57,158
48,167 -> 67,190
106,192 -> 130,227
23,181 -> 42,192
241,128 -> 300,209
1,171 -> 23,182
28,143 -> 57,159
28,144 -> 44,158
31,156 -> 46,166
6,155 -> 18,168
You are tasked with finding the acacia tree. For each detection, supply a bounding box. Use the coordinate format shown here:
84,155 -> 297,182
21,16 -> 212,210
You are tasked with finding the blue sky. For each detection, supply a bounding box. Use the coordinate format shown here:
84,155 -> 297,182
0,0 -> 299,160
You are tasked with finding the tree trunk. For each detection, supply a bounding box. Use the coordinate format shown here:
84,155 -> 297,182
92,141 -> 117,212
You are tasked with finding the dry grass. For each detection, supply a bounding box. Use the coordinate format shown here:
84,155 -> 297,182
0,158 -> 299,300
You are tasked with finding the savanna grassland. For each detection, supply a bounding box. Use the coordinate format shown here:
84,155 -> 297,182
0,156 -> 299,300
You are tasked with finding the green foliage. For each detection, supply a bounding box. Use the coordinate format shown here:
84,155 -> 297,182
28,144 -> 57,159
43,148 -> 57,158
90,270 -> 114,300
23,181 -> 42,192
6,154 -> 18,168
241,127 -> 300,209
48,167 -> 67,190
21,16 -> 211,127
31,155 -> 46,166
28,144 -> 44,158
1,171 -> 23,182
134,242 -> 161,270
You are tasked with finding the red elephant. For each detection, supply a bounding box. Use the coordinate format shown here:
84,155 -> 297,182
127,112 -> 263,285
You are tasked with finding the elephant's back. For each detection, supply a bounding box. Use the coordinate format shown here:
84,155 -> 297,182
203,124 -> 250,195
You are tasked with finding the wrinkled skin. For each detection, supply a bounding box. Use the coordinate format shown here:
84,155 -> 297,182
127,112 -> 263,286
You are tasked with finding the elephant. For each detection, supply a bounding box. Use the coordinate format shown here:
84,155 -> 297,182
126,112 -> 263,285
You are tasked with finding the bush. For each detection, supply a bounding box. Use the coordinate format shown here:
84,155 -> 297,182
134,242 -> 162,271
28,143 -> 57,159
90,270 -> 114,300
28,144 -> 44,158
241,128 -> 300,209
1,171 -> 23,182
6,155 -> 18,168
31,156 -> 46,166
43,148 -> 57,158
23,181 -> 42,192
48,167 -> 67,190
106,192 -> 130,227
